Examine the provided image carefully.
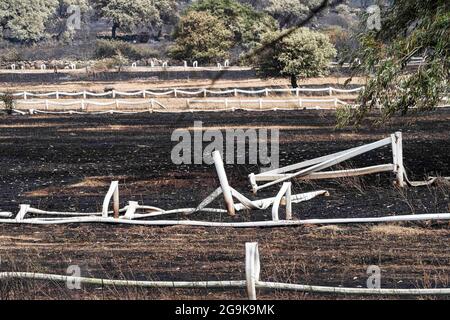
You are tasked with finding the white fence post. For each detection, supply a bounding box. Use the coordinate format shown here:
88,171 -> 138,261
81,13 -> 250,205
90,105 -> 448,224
391,132 -> 405,187
11,64 -> 16,70
15,204 -> 30,222
212,151 -> 235,216
150,99 -> 154,112
193,61 -> 198,68
45,100 -> 49,110
286,183 -> 292,220
245,242 -> 260,300
224,60 -> 230,68
272,182 -> 291,221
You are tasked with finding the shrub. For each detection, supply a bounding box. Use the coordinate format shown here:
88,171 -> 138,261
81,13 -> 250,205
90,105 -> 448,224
254,28 -> 336,88
94,39 -> 157,61
0,48 -> 23,63
0,92 -> 15,115
169,11 -> 233,64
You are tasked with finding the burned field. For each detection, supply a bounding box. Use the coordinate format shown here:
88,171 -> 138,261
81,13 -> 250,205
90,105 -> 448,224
0,109 -> 449,299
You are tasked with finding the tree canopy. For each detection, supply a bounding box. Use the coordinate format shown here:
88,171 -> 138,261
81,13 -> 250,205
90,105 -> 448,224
0,0 -> 58,41
341,0 -> 450,125
98,0 -> 177,39
255,27 -> 336,87
169,11 -> 234,64
188,0 -> 277,51
265,0 -> 322,29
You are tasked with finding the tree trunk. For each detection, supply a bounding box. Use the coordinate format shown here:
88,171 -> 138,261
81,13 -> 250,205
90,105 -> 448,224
290,75 -> 298,88
112,23 -> 118,39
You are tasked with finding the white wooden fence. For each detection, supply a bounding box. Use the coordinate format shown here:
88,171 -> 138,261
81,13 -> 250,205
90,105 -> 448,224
186,98 -> 347,109
1,242 -> 449,298
0,86 -> 364,100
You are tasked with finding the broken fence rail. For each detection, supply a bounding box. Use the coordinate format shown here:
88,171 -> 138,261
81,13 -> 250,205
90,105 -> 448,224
248,132 -> 448,193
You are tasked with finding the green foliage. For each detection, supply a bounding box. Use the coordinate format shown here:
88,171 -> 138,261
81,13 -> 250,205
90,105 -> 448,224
188,0 -> 277,50
111,51 -> 129,72
0,92 -> 15,115
0,0 -> 58,41
169,11 -> 234,64
254,28 -> 336,86
265,0 -> 322,29
342,0 -> 450,126
98,0 -> 177,38
54,0 -> 92,42
0,48 -> 23,62
95,39 -> 157,60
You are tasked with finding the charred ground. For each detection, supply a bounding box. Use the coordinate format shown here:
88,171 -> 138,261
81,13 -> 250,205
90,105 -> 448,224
0,109 -> 449,299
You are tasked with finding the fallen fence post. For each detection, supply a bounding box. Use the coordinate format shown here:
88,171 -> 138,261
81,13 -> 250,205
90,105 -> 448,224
272,182 -> 291,221
245,242 -> 260,300
102,181 -> 120,218
15,205 -> 30,222
212,151 -> 235,216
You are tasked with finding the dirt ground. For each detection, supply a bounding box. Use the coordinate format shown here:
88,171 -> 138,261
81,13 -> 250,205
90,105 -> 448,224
0,109 -> 449,300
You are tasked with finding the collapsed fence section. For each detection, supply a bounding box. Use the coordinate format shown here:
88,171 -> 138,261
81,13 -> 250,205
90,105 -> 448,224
248,132 -> 445,193
0,137 -> 449,227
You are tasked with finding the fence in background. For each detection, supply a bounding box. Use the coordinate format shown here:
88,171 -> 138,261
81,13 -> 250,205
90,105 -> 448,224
0,86 -> 364,100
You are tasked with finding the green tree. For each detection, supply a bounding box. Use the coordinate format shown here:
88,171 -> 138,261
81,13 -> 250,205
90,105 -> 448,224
0,0 -> 58,41
98,0 -> 176,39
188,0 -> 277,51
255,27 -> 336,87
342,0 -> 450,125
265,0 -> 322,29
54,0 -> 92,42
169,11 -> 234,64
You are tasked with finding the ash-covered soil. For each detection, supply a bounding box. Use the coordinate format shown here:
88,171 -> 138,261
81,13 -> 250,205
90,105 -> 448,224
0,109 -> 449,300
